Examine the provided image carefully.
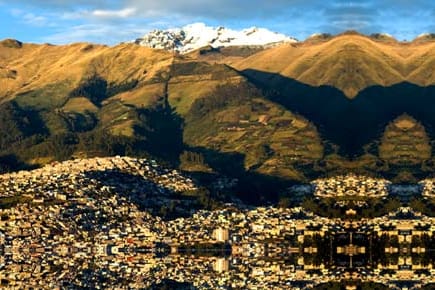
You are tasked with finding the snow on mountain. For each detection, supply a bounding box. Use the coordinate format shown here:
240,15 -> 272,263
135,23 -> 297,53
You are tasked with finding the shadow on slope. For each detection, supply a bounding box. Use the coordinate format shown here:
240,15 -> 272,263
186,147 -> 296,205
81,149 -> 295,221
0,154 -> 37,174
135,103 -> 184,165
83,169 -> 202,220
242,69 -> 435,157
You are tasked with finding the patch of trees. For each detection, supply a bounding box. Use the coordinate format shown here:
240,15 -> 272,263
69,75 -> 107,105
0,154 -> 33,173
0,101 -> 47,152
0,100 -> 185,172
76,130 -> 145,157
0,195 -> 32,209
188,82 -> 261,120
106,79 -> 139,98
45,132 -> 78,160
70,76 -> 141,105
170,61 -> 215,76
0,102 -> 27,151
136,104 -> 184,163
8,129 -> 150,165
61,112 -> 98,132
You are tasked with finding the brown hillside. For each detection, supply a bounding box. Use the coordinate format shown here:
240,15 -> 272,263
2,34 -> 434,102
233,34 -> 435,98
0,41 -> 175,106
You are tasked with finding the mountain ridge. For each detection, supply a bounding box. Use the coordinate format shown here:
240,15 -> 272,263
0,32 -> 434,184
134,23 -> 297,53
233,33 -> 435,97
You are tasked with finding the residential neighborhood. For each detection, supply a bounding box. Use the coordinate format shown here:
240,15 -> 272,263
0,157 -> 434,289
313,174 -> 390,201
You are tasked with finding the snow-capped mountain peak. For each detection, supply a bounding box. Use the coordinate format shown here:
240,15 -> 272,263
135,23 -> 297,53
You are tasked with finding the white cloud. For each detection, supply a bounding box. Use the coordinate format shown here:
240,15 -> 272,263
23,13 -> 49,26
58,7 -> 138,20
91,7 -> 137,18
40,23 -> 149,44
9,8 -> 52,27
60,10 -> 88,20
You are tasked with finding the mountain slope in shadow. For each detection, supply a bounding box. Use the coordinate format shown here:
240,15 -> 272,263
242,69 -> 435,156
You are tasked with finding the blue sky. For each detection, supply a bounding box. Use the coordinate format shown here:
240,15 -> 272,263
0,0 -> 433,44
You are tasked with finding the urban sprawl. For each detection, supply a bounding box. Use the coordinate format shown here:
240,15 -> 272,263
0,157 -> 434,289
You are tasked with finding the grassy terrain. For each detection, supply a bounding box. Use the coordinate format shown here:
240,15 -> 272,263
181,82 -> 324,181
233,32 -> 435,98
0,36 -> 433,192
15,80 -> 73,109
62,97 -> 99,113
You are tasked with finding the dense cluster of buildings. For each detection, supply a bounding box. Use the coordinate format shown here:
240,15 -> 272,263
161,206 -> 332,247
421,178 -> 435,198
0,156 -> 199,217
0,157 -> 434,289
85,206 -> 340,289
366,207 -> 435,289
312,174 -> 391,208
0,157 -> 197,288
313,174 -> 390,199
0,156 -> 197,198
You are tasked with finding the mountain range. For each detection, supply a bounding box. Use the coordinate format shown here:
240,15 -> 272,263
134,23 -> 297,53
0,28 -> 434,187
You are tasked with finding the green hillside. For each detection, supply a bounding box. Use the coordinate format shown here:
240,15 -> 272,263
0,38 -> 434,189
